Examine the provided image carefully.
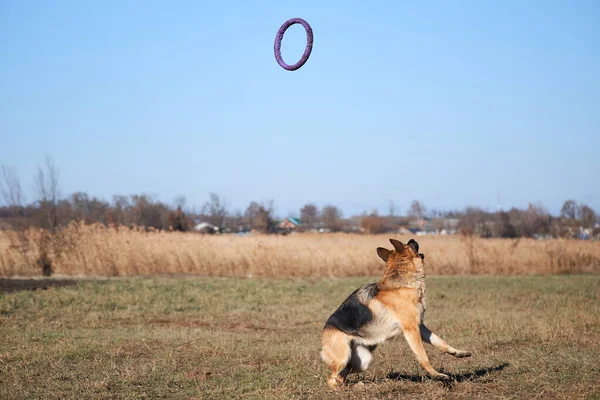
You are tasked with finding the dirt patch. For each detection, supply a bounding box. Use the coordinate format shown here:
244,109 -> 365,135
0,278 -> 77,293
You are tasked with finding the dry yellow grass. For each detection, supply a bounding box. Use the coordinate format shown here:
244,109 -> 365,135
1,222 -> 599,277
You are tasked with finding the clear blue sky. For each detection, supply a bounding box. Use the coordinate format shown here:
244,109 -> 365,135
1,0 -> 598,218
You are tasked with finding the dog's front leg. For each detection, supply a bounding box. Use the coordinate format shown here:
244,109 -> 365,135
419,324 -> 472,358
402,326 -> 450,380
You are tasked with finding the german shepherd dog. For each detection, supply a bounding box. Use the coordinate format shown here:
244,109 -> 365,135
320,238 -> 471,389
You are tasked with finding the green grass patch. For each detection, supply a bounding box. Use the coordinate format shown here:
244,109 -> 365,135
1,275 -> 599,399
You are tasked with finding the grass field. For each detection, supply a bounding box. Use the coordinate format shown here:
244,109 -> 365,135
2,224 -> 600,277
1,275 -> 599,399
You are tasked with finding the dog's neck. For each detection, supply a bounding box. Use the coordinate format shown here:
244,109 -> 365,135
377,260 -> 425,291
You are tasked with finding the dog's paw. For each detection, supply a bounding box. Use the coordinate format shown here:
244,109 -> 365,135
454,350 -> 472,358
327,376 -> 345,390
327,378 -> 340,390
432,372 -> 451,381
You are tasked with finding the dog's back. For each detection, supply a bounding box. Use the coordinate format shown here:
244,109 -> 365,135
323,283 -> 378,337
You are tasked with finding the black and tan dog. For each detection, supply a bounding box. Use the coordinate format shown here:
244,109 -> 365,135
320,238 -> 471,389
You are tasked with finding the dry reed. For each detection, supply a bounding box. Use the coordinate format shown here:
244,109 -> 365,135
1,222 -> 599,277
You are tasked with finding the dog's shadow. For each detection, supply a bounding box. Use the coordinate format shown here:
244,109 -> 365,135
384,362 -> 509,384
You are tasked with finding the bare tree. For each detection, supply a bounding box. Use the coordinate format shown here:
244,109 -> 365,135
127,194 -> 169,229
408,200 -> 426,221
560,200 -> 579,222
68,192 -> 110,225
388,201 -> 398,217
70,192 -> 91,222
300,203 -> 319,230
245,200 -> 275,233
0,165 -> 39,274
361,209 -> 386,234
228,210 -> 245,232
168,205 -> 189,232
202,193 -> 229,229
0,164 -> 28,230
429,208 -> 444,219
173,195 -> 187,211
495,211 -> 518,238
322,205 -> 343,232
109,195 -> 131,226
0,165 -> 25,215
522,203 -> 551,237
35,156 -> 61,231
26,156 -> 62,276
245,201 -> 261,229
256,201 -> 275,233
580,204 -> 597,229
459,206 -> 487,236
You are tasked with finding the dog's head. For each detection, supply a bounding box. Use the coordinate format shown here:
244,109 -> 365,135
376,238 -> 424,271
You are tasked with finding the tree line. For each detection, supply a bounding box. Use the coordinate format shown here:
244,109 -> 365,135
1,158 -> 598,239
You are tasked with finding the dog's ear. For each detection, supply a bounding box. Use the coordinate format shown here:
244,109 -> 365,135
377,247 -> 392,262
389,238 -> 405,252
418,253 -> 425,260
407,239 -> 419,253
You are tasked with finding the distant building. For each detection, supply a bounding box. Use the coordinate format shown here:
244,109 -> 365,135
408,218 -> 458,235
396,226 -> 412,235
193,222 -> 218,234
277,217 -> 301,230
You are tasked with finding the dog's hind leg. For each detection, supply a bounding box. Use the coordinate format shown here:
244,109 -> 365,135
320,328 -> 351,389
402,326 -> 450,380
419,324 -> 471,358
347,344 -> 374,373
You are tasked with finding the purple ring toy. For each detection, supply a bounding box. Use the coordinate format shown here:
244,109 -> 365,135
274,18 -> 313,71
